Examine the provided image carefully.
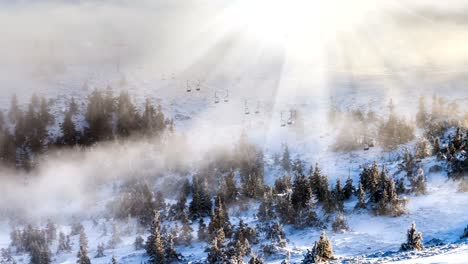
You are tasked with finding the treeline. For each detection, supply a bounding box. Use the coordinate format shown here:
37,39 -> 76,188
0,89 -> 172,170
415,94 -> 468,182
331,99 -> 415,151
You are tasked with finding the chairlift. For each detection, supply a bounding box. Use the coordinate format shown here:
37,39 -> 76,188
244,100 -> 250,115
287,110 -> 293,125
280,112 -> 286,127
224,90 -> 229,102
186,80 -> 192,92
214,91 -> 220,104
364,144 -> 370,151
196,80 -> 201,91
255,101 -> 260,114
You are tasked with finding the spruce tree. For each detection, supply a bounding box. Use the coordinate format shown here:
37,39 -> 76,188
281,145 -> 291,172
60,110 -> 78,146
314,232 -> 334,263
332,213 -> 349,233
222,170 -> 237,204
343,176 -> 354,200
411,168 -> 427,195
400,223 -> 423,251
39,96 -> 53,126
76,245 -> 91,264
416,96 -> 428,128
9,94 -> 21,123
257,189 -> 275,222
116,90 -> 139,137
208,195 -> 232,240
108,223 -> 122,249
164,233 -> 181,263
355,182 -> 366,209
84,89 -> 113,142
332,179 -> 344,212
95,243 -> 105,258
45,219 -> 56,244
179,212 -> 193,245
291,174 -> 313,210
134,235 -> 145,250
248,255 -> 264,264
146,210 -> 164,264
197,218 -> 207,241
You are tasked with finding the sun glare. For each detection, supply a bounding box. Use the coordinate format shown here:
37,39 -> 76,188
226,0 -> 377,45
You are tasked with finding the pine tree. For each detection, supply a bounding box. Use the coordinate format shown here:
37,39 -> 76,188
189,176 -> 212,219
30,243 -> 51,264
116,90 -> 140,137
69,97 -> 78,115
57,231 -> 71,253
411,168 -> 427,195
332,179 -> 344,212
281,145 -> 291,172
134,235 -> 145,250
291,174 -> 313,210
9,94 -> 22,123
257,189 -> 275,222
208,195 -> 232,240
332,213 -> 349,233
95,243 -> 105,258
112,255 -> 117,264
301,243 -> 316,264
197,218 -> 207,241
461,225 -> 468,239
179,212 -> 193,245
164,233 -> 181,263
76,245 -> 91,264
343,176 -> 354,200
400,223 -> 423,251
146,210 -> 164,264
314,232 -> 334,263
78,229 -> 88,252
45,219 -> 56,244
222,170 -> 237,204
84,89 -> 113,142
415,137 -> 431,159
248,255 -> 264,264
310,163 -> 324,202
355,182 -> 366,209
108,223 -> 122,249
207,226 -> 230,263
416,96 -> 428,128
433,137 -> 441,155
39,97 -> 53,126
294,195 -> 318,229
60,110 -> 78,146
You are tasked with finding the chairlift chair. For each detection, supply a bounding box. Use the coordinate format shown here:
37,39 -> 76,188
186,80 -> 192,92
214,91 -> 220,104
287,110 -> 293,125
196,80 -> 201,91
244,100 -> 250,114
280,112 -> 286,127
255,101 -> 260,114
224,90 -> 229,102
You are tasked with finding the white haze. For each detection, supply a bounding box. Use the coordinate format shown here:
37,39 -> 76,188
1,0 -> 468,221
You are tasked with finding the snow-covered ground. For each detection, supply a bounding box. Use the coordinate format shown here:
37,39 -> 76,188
0,63 -> 467,263
1,1 -> 468,262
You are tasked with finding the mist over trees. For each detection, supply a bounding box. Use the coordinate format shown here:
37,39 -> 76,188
1,88 -> 467,263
